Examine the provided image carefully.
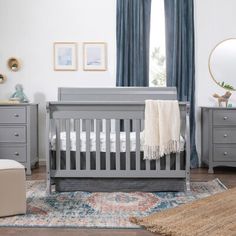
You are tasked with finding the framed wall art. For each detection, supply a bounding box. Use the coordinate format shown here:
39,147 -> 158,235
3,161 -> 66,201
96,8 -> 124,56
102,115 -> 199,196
54,42 -> 77,71
83,42 -> 107,71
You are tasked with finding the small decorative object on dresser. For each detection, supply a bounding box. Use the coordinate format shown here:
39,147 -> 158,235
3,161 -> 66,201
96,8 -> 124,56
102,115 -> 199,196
201,107 -> 236,173
213,91 -> 232,107
0,104 -> 38,175
9,84 -> 29,103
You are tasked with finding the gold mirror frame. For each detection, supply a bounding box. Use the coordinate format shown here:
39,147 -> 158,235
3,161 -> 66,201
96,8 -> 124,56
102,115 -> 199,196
7,57 -> 21,72
208,38 -> 236,91
0,74 -> 7,84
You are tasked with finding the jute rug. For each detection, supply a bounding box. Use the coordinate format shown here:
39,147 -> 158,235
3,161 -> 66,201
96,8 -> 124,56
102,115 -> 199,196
131,187 -> 236,235
0,179 -> 226,228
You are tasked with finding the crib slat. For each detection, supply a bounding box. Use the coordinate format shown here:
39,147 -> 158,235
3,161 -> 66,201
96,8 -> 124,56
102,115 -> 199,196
56,119 -> 61,170
141,120 -> 144,131
86,119 -> 91,170
96,119 -> 101,170
146,160 -> 151,170
175,152 -> 180,170
91,119 -> 95,132
106,119 -> 110,170
156,159 -> 160,171
115,119 -> 120,170
65,119 -> 70,170
135,120 -> 140,171
144,112 -> 150,172
166,154 -> 170,170
125,119 -> 130,170
75,119 -> 80,170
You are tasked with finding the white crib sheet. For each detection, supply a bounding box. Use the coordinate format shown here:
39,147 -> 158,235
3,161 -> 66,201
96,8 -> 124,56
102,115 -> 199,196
50,132 -> 185,153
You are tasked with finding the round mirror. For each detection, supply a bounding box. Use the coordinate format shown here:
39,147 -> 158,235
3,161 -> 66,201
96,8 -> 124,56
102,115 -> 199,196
7,57 -> 20,72
209,38 -> 236,91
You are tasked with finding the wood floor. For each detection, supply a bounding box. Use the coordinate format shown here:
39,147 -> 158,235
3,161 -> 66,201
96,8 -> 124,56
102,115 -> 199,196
1,166 -> 235,236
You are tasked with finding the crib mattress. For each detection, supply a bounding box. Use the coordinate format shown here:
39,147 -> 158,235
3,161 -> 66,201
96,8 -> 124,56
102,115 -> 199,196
50,131 -> 185,152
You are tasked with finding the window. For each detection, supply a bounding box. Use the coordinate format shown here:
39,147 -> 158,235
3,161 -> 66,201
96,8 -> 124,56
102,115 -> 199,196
149,0 -> 166,87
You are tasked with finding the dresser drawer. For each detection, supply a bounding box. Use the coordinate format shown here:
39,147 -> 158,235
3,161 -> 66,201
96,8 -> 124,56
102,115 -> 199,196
213,110 -> 236,126
213,145 -> 236,162
0,107 -> 26,124
213,128 -> 236,143
0,146 -> 26,162
0,126 -> 26,143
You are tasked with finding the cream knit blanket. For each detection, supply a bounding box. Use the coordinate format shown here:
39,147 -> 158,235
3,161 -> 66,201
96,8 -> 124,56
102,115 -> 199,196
144,100 -> 181,160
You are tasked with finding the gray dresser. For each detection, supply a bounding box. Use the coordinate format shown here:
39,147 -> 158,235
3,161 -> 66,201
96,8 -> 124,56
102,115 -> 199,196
201,107 -> 236,173
0,104 -> 38,175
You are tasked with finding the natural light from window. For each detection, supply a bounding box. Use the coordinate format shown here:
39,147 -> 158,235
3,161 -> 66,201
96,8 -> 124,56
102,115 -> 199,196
149,0 -> 166,87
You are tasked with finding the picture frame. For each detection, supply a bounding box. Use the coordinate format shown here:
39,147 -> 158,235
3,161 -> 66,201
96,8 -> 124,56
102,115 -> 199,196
83,42 -> 107,71
54,42 -> 77,71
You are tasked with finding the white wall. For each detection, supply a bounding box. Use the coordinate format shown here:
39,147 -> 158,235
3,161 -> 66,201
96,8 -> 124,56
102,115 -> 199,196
195,0 -> 236,163
0,0 -> 116,161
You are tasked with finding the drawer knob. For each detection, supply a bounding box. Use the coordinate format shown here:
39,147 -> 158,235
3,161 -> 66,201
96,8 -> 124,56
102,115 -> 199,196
224,134 -> 228,138
223,116 -> 228,120
14,152 -> 19,156
14,133 -> 19,137
224,152 -> 228,156
14,114 -> 19,117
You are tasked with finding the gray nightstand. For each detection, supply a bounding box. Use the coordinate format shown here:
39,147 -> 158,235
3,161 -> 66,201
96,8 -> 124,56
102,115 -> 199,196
201,107 -> 236,173
0,104 -> 38,175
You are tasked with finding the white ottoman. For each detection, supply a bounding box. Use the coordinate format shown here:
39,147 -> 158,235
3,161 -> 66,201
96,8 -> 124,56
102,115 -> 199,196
0,159 -> 26,217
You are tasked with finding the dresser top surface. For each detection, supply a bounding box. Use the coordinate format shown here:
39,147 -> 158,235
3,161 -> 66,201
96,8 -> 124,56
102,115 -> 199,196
0,103 -> 38,106
201,107 -> 236,110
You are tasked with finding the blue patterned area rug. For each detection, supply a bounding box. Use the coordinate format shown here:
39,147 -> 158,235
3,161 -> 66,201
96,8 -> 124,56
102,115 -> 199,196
0,179 -> 226,228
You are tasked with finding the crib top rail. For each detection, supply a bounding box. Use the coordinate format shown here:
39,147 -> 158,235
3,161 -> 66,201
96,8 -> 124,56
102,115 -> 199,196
47,101 -> 189,105
46,101 -> 189,118
58,87 -> 178,102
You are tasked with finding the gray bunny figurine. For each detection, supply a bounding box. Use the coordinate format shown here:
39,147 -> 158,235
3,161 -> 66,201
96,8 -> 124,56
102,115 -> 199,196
10,84 -> 29,103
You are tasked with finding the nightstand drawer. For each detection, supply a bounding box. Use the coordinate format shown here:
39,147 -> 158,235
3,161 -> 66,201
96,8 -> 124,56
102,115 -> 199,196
0,107 -> 26,124
213,110 -> 236,126
0,146 -> 26,162
214,145 -> 236,162
0,126 -> 26,143
213,128 -> 236,143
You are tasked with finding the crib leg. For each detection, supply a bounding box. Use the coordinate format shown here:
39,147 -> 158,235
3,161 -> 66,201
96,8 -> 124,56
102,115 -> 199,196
186,179 -> 191,194
46,174 -> 51,195
185,169 -> 191,194
185,103 -> 191,194
46,104 -> 52,195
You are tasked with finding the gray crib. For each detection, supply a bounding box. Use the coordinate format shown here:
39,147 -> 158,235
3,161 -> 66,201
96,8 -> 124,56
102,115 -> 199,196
46,87 -> 190,193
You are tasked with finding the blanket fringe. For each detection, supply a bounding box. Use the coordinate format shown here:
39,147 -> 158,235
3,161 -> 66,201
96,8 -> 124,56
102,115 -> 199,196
144,140 -> 180,160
